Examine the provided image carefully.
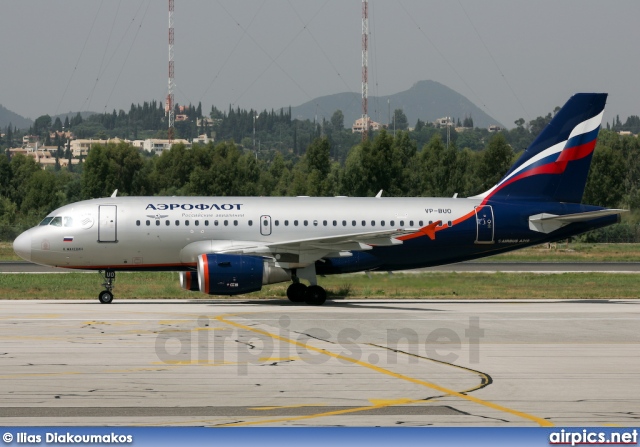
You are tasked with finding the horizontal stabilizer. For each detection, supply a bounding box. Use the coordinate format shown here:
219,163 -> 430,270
529,209 -> 627,234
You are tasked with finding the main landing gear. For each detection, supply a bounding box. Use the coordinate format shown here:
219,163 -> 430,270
286,283 -> 327,306
98,270 -> 116,304
286,265 -> 327,306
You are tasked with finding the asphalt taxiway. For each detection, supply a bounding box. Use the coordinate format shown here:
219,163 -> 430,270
0,299 -> 638,426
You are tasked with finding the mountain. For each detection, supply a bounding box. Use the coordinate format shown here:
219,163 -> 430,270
290,80 -> 502,129
0,104 -> 33,130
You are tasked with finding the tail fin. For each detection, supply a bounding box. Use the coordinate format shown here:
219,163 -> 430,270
475,93 -> 607,203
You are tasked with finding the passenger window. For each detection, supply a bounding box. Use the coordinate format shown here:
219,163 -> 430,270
361,220 -> 366,226
410,220 -> 414,226
381,220 -> 385,227
352,220 -> 356,226
234,220 -> 238,226
342,220 -> 346,226
419,220 -> 424,226
214,220 -> 219,226
185,220 -> 190,226
224,220 -> 229,226
323,220 -> 327,226
248,220 -> 252,226
63,217 -> 74,227
284,220 -> 289,226
313,220 -> 318,226
166,220 -> 170,226
175,220 -> 180,226
400,220 -> 405,226
195,220 -> 199,226
136,220 -> 140,226
390,220 -> 395,226
146,220 -> 151,226
294,220 -> 298,226
263,219 -> 268,226
155,220 -> 160,226
448,221 -> 452,227
205,220 -> 210,226
304,220 -> 308,226
40,217 -> 54,226
371,220 -> 375,226
275,220 -> 279,226
50,217 -> 62,227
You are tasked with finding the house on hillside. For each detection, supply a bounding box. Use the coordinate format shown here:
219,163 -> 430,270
351,117 -> 381,133
142,139 -> 191,154
69,138 -> 130,157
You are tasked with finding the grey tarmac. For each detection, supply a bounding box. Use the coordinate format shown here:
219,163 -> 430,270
0,299 -> 638,427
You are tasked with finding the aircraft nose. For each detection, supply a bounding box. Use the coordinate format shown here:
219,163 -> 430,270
13,231 -> 32,262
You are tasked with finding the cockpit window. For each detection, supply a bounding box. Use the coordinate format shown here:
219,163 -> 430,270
39,217 -> 54,226
50,217 -> 62,227
63,217 -> 74,227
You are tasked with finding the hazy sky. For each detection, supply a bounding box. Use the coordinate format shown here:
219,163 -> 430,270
1,0 -> 639,128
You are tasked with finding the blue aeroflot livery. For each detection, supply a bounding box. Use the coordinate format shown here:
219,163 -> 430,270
13,93 -> 625,305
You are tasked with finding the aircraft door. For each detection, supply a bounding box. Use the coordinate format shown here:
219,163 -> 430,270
98,205 -> 118,242
474,205 -> 494,244
260,215 -> 272,236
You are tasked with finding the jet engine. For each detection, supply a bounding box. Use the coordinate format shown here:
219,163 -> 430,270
196,253 -> 290,296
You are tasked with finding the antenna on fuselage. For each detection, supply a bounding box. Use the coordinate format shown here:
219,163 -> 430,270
110,189 -> 118,198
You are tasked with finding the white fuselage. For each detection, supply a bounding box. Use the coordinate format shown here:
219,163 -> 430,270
16,196 -> 483,270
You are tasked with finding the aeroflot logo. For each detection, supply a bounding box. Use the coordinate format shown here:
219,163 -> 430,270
145,203 -> 243,211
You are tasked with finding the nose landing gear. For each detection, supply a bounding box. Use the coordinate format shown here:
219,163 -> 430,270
98,270 -> 116,304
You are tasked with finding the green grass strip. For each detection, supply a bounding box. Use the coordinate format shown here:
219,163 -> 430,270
1,271 -> 638,300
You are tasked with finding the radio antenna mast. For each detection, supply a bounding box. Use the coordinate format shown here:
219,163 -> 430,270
166,0 -> 175,143
361,0 -> 369,141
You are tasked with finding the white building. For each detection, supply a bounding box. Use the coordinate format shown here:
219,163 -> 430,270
193,134 -> 213,145
435,117 -> 454,128
142,139 -> 191,154
351,117 -> 381,133
70,138 -> 125,157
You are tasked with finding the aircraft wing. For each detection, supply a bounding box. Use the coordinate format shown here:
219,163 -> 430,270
529,209 -> 627,234
206,228 -> 421,266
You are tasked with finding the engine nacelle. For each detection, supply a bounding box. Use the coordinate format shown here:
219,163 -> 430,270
196,253 -> 290,296
179,271 -> 200,291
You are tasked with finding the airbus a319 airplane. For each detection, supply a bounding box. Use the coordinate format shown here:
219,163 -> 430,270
13,93 -> 625,305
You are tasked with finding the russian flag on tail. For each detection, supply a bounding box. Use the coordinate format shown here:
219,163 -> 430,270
475,93 -> 607,204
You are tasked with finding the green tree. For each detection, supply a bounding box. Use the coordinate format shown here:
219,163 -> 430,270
33,115 -> 52,136
21,170 -> 60,216
0,153 -> 11,197
583,145 -> 626,207
529,113 -> 552,136
393,109 -> 408,131
81,144 -> 111,199
330,110 -> 344,131
476,133 -> 514,192
8,155 -> 41,208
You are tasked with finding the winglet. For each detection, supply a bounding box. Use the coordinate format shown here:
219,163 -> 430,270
397,220 -> 442,242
